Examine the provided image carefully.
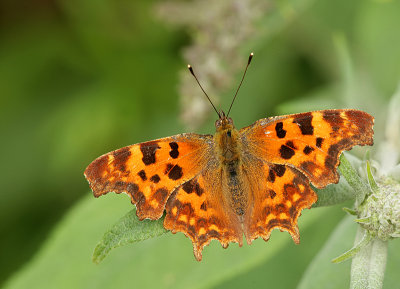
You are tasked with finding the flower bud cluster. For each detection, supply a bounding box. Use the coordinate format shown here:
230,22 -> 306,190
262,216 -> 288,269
358,178 -> 400,241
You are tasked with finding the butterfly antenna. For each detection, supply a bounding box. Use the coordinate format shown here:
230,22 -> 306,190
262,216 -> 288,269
227,52 -> 254,117
188,64 -> 220,118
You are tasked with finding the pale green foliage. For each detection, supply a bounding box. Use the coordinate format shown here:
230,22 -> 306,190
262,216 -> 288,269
3,0 -> 400,288
350,228 -> 388,289
92,209 -> 167,264
4,194 -> 332,289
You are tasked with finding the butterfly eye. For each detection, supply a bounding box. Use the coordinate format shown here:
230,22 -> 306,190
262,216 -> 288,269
227,130 -> 232,137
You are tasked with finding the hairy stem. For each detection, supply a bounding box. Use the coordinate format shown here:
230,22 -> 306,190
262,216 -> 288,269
350,227 -> 388,289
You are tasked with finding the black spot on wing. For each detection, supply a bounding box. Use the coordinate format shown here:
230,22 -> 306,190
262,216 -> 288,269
194,180 -> 204,196
137,170 -> 147,181
275,122 -> 287,138
140,142 -> 160,165
293,113 -> 314,135
303,145 -> 314,155
169,142 -> 179,159
272,164 -> 286,177
168,164 -> 183,180
316,137 -> 324,148
269,190 -> 276,199
279,144 -> 295,159
268,169 -> 276,183
182,179 -> 194,194
164,163 -> 174,175
150,174 -> 160,183
285,141 -> 296,150
200,202 -> 207,211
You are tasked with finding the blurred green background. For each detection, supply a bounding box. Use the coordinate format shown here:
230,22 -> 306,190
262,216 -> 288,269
1,0 -> 400,288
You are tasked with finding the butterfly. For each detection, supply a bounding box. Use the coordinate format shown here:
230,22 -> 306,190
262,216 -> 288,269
84,53 -> 374,261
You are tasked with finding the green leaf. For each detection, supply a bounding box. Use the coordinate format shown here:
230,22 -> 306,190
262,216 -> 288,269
93,208 -> 167,264
339,154 -> 371,205
354,216 -> 372,224
366,161 -> 379,194
331,230 -> 373,263
313,178 -> 355,208
343,207 -> 358,215
4,192 -> 325,289
297,216 -> 400,289
297,216 -> 356,289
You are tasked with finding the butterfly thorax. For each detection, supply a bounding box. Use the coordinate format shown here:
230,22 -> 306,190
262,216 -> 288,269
214,113 -> 247,217
214,113 -> 241,163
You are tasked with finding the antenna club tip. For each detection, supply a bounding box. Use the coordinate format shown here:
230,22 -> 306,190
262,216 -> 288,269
248,52 -> 254,64
187,64 -> 194,75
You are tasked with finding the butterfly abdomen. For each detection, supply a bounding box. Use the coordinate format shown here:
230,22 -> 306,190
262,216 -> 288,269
215,125 -> 248,217
225,160 -> 247,217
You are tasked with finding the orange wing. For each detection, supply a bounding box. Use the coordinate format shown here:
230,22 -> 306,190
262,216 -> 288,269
84,133 -> 243,260
240,109 -> 374,244
241,109 -> 374,188
164,169 -> 243,261
84,133 -> 213,220
242,158 -> 317,244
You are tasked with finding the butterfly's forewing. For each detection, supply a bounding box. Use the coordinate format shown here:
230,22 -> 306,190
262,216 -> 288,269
241,109 -> 374,188
84,133 -> 213,220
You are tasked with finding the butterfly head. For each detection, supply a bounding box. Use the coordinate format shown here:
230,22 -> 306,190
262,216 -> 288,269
215,110 -> 235,132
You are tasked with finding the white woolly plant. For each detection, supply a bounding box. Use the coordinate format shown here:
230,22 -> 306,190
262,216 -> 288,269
329,86 -> 400,289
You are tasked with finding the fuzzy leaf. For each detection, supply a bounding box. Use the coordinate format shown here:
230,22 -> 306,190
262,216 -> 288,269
3,193 -> 324,289
297,216 -> 356,289
93,208 -> 167,264
366,161 -> 379,194
332,230 -> 373,263
339,154 -> 371,205
313,178 -> 355,208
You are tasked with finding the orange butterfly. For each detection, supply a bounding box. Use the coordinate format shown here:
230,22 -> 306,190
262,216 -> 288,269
84,53 -> 374,261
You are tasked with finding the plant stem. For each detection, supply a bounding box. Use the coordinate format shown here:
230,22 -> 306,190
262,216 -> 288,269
350,227 -> 388,289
